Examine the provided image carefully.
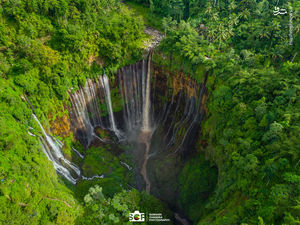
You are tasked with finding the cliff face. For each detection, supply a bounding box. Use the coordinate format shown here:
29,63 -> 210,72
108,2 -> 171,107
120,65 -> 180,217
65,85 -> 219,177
155,68 -> 198,98
49,112 -> 73,139
146,64 -> 209,208
49,59 -> 213,217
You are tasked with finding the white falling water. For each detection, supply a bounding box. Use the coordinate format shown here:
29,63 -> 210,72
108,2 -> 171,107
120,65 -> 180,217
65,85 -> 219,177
69,74 -> 124,146
120,161 -> 132,170
28,131 -> 35,136
117,60 -> 147,132
33,114 -> 80,184
100,74 -> 122,139
40,141 -> 77,184
72,147 -> 84,159
175,86 -> 205,153
122,69 -> 132,130
139,54 -> 152,192
85,79 -> 103,126
58,55 -> 207,193
82,174 -> 104,180
141,60 -> 146,126
69,88 -> 95,147
141,55 -> 152,132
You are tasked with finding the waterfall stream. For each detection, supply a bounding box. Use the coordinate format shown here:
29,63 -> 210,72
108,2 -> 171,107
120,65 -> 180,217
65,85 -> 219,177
140,132 -> 151,192
69,74 -> 124,147
28,57 -> 207,225
33,114 -> 107,184
37,52 -> 208,194
33,114 -> 80,184
100,74 -> 122,138
23,27 -> 207,223
141,52 -> 152,132
140,53 -> 152,192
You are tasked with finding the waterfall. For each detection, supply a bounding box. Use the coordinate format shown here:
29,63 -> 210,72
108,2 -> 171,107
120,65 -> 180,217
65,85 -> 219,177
68,58 -> 152,145
138,53 -> 153,192
69,87 -> 95,147
175,84 -> 207,153
141,53 -> 152,132
141,137 -> 151,192
118,60 -> 147,132
68,56 -> 206,153
33,114 -> 80,184
100,74 -> 122,139
65,57 -> 208,193
72,147 -> 84,159
33,114 -> 107,183
167,96 -> 195,147
69,74 -> 123,147
163,91 -> 183,142
82,174 -> 104,180
120,161 -> 132,170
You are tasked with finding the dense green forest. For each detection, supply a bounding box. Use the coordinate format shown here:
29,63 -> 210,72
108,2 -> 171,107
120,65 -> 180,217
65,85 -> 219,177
134,0 -> 300,224
0,0 -> 300,224
0,0 -> 161,224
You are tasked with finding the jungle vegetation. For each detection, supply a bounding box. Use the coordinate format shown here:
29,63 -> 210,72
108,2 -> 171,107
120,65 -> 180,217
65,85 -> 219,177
0,0 -> 299,224
127,0 -> 300,224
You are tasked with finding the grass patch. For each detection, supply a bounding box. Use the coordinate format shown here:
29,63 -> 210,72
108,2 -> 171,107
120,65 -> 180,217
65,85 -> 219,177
77,145 -> 133,199
111,88 -> 124,112
81,146 -> 125,177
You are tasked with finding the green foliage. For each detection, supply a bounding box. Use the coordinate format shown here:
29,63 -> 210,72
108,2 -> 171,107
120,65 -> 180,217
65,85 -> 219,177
76,178 -> 123,200
0,1 -> 147,224
1,0 -> 299,224
200,57 -> 300,224
0,80 -> 82,224
81,146 -> 126,181
79,185 -> 139,224
178,154 -> 218,222
124,0 -> 164,31
0,0 -> 145,119
155,19 -> 215,81
149,0 -> 299,81
130,0 -> 300,224
78,185 -> 172,225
